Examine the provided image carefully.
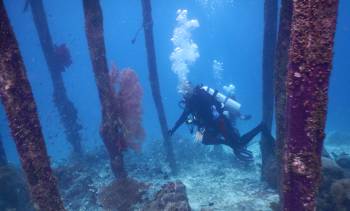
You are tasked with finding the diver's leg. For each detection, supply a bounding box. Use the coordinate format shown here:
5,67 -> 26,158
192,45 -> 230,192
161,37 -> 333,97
217,116 -> 240,149
221,120 -> 256,162
239,122 -> 264,147
202,129 -> 223,146
206,120 -> 254,162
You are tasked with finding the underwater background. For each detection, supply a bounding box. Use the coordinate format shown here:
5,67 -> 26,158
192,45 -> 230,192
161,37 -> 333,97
1,0 -> 350,210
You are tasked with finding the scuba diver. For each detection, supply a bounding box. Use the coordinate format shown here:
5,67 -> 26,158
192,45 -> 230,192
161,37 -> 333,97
168,84 -> 264,162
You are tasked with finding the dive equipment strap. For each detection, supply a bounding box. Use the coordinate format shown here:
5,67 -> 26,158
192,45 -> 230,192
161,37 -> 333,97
212,89 -> 219,98
224,96 -> 230,104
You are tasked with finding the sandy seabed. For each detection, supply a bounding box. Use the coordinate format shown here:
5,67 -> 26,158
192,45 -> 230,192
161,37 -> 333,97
57,136 -> 279,211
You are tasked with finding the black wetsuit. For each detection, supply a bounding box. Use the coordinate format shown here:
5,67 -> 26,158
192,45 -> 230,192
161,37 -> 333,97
170,86 -> 263,161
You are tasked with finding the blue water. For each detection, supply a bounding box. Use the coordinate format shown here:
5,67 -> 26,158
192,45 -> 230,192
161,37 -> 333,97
1,0 -> 349,166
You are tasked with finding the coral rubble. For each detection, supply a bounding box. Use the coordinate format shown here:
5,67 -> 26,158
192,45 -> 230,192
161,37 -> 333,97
0,165 -> 33,211
143,181 -> 191,211
99,178 -> 148,211
0,135 -> 6,166
51,138 -> 278,211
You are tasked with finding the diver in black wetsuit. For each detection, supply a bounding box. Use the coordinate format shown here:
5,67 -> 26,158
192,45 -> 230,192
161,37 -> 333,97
168,85 -> 264,162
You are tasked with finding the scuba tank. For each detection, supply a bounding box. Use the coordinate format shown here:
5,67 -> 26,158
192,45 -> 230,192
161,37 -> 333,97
201,86 -> 241,115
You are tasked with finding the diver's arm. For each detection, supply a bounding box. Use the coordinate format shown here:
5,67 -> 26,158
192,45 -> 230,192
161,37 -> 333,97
169,108 -> 190,136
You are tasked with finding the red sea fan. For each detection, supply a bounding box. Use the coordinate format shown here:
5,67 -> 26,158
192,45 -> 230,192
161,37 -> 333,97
109,64 -> 145,151
109,64 -> 119,85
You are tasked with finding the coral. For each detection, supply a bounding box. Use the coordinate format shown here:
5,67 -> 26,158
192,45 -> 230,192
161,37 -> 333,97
53,152 -> 113,210
330,179 -> 350,211
0,165 -> 34,211
320,157 -> 344,194
335,153 -> 350,169
45,142 -> 278,210
109,64 -> 145,151
98,178 -> 148,211
262,154 -> 279,189
54,43 -> 72,69
143,180 -> 191,211
317,157 -> 345,211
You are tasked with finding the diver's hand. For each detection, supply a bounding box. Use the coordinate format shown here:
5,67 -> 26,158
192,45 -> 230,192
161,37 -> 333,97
240,114 -> 252,120
168,129 -> 174,137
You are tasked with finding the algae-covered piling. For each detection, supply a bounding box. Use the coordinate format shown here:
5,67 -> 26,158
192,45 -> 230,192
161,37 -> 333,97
0,1 -> 65,209
282,1 -> 339,210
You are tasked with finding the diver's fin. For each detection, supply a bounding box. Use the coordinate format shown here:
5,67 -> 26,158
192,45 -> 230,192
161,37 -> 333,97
234,148 -> 254,162
239,114 -> 252,120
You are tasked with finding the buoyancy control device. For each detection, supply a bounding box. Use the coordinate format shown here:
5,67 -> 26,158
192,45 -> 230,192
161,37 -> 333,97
201,86 -> 241,115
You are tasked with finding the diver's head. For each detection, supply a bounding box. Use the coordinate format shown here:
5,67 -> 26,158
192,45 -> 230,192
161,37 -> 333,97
181,82 -> 195,100
182,90 -> 193,103
178,83 -> 194,109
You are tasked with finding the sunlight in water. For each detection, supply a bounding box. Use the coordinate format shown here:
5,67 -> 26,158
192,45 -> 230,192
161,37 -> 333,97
195,0 -> 235,12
